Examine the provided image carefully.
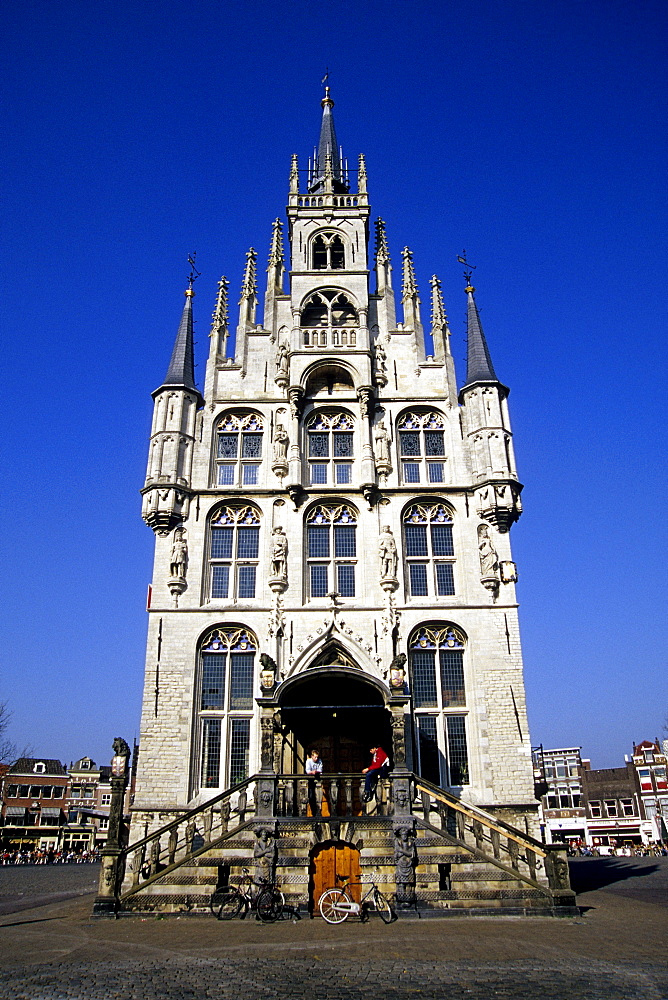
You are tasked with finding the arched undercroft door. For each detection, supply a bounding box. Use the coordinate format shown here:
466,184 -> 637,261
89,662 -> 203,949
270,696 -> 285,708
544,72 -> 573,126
309,840 -> 361,914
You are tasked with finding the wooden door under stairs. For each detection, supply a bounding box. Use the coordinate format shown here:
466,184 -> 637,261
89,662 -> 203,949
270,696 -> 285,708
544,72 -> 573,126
309,840 -> 360,914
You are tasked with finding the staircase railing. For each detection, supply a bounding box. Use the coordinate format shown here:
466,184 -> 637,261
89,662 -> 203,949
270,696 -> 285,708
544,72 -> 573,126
411,775 -> 549,890
276,773 -> 391,817
106,771 -> 571,907
118,775 -> 259,898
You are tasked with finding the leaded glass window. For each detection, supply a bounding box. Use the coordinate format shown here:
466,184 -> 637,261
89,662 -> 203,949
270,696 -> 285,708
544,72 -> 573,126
306,504 -> 357,599
214,412 -> 264,487
198,627 -> 256,789
300,289 -> 357,347
306,412 -> 355,485
410,625 -> 468,787
403,503 -> 456,598
397,411 -> 447,484
209,506 -> 260,601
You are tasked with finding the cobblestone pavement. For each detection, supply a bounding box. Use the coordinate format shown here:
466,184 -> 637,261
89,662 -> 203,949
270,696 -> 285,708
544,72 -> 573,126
0,955 -> 666,1000
0,858 -> 665,999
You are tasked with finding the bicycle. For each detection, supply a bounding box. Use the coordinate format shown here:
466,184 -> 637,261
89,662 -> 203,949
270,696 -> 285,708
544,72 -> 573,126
318,875 -> 395,924
210,867 -> 285,922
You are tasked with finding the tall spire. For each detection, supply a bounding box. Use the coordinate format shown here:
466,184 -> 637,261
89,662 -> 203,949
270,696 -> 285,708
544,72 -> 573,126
309,87 -> 348,194
463,281 -> 498,386
163,288 -> 198,392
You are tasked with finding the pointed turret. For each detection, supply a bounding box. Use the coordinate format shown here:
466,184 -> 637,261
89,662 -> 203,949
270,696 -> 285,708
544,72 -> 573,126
143,281 -> 203,536
309,88 -> 348,194
160,290 -> 198,393
457,273 -> 521,531
462,283 -> 499,389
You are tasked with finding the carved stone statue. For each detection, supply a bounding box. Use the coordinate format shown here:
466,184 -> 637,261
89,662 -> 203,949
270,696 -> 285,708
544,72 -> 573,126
378,525 -> 398,579
254,826 -> 276,879
275,342 -> 288,377
373,420 -> 391,466
394,825 -> 417,905
272,424 -> 289,464
270,526 -> 288,579
478,524 -> 499,578
374,342 -> 387,377
170,527 -> 188,579
389,653 -> 407,691
112,737 -> 130,759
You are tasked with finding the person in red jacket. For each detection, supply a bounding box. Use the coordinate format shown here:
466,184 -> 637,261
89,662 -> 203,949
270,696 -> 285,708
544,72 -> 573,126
362,746 -> 389,801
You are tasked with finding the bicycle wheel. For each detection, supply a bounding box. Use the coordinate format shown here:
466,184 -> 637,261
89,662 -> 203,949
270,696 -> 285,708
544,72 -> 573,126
319,888 -> 350,923
257,887 -> 285,923
373,889 -> 394,924
211,885 -> 243,920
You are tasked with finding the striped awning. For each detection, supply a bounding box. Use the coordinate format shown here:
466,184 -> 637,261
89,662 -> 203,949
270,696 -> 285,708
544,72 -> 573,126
40,808 -> 63,819
4,806 -> 25,818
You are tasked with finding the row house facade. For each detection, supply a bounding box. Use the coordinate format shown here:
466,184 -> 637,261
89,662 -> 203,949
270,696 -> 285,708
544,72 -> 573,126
534,741 -> 667,848
1,755 -> 132,853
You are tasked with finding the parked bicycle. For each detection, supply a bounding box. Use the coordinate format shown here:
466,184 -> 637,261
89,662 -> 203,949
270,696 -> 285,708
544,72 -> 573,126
318,874 -> 395,924
210,867 -> 285,922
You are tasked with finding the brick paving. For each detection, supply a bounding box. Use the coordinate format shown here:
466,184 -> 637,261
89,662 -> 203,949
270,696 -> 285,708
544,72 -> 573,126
0,858 -> 666,999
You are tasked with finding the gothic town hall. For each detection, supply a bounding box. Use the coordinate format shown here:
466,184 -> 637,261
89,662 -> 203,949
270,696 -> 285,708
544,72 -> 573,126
111,92 -> 575,916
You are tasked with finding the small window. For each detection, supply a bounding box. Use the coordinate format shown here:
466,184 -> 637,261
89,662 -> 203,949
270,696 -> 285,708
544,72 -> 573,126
209,505 -> 261,601
306,412 -> 354,486
397,411 -> 447,484
214,413 -> 263,487
404,503 -> 456,598
605,800 -> 618,817
33,762 -> 46,774
589,800 -> 602,818
306,503 -> 357,599
621,799 -> 635,817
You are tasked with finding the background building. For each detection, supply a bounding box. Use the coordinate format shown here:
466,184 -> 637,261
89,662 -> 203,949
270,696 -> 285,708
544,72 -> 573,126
630,740 -> 668,843
1,758 -> 68,852
532,746 -> 588,844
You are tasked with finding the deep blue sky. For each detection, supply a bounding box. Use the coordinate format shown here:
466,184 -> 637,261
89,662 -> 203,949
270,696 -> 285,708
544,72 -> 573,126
2,0 -> 666,770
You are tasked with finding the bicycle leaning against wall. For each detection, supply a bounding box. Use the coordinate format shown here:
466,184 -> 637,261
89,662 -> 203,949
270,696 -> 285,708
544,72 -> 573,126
210,867 -> 285,922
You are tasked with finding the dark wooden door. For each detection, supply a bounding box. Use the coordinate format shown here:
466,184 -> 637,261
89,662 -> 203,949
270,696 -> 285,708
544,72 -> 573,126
309,841 -> 361,913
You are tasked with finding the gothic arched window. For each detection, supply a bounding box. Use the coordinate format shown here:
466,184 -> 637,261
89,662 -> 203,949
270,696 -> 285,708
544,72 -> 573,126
306,503 -> 357,598
301,290 -> 357,347
397,411 -> 447,484
403,503 -> 456,597
215,412 -> 264,487
198,626 -> 256,788
409,624 -> 468,787
312,233 -> 346,270
306,411 -> 354,485
208,505 -> 260,601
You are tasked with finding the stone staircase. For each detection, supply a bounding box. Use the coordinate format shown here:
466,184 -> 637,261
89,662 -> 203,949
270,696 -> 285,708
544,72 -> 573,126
95,772 -> 577,917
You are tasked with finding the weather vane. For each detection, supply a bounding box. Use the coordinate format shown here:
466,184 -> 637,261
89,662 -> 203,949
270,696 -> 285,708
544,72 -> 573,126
187,252 -> 201,290
457,250 -> 476,286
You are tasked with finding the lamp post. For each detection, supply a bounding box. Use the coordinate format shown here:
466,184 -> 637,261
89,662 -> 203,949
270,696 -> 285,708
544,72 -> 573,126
93,738 -> 130,917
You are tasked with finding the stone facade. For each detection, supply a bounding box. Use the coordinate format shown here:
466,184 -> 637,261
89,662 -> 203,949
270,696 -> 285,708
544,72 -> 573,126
131,91 -> 537,844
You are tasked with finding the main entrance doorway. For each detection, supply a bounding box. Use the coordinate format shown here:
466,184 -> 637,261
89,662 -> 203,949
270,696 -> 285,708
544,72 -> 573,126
309,840 -> 361,914
277,668 -> 392,776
